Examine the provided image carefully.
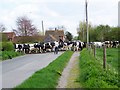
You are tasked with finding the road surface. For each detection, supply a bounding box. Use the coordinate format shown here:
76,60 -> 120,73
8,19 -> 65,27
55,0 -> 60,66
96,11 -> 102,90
1,52 -> 63,88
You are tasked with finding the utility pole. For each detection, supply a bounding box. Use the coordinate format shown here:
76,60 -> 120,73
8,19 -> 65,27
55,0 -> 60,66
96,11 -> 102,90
82,27 -> 84,42
85,0 -> 89,48
42,20 -> 44,35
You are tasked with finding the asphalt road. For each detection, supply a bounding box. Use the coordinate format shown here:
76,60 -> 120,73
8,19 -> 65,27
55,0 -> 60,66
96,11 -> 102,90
1,52 -> 63,88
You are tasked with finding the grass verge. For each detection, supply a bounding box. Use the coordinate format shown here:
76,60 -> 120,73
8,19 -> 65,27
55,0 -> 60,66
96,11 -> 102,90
79,48 -> 119,88
15,50 -> 73,88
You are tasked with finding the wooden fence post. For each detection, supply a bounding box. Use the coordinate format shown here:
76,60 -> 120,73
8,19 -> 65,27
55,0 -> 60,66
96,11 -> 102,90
103,45 -> 106,69
94,45 -> 96,57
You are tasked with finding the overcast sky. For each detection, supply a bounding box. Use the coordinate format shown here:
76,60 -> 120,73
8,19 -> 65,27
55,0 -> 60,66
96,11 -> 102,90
0,0 -> 119,36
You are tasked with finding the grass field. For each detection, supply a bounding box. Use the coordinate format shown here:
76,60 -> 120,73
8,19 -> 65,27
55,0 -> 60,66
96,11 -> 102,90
15,50 -> 73,88
96,48 -> 119,71
79,48 -> 119,88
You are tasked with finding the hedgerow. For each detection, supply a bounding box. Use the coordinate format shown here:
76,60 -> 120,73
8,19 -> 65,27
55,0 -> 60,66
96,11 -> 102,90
2,51 -> 24,60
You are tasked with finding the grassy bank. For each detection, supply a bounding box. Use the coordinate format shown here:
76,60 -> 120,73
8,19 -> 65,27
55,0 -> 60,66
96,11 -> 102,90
1,51 -> 24,60
79,49 -> 119,88
15,50 -> 73,88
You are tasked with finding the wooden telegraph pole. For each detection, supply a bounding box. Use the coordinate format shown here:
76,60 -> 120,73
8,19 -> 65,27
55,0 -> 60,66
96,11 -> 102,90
93,45 -> 96,57
85,0 -> 89,49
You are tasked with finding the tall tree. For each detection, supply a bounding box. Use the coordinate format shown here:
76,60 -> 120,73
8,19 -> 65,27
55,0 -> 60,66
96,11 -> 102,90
109,27 -> 120,41
14,16 -> 38,36
77,21 -> 92,42
65,31 -> 73,41
77,21 -> 86,42
94,25 -> 111,41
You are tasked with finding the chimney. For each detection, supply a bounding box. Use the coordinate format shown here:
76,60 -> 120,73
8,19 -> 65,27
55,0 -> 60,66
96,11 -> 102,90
55,28 -> 57,31
42,20 -> 44,35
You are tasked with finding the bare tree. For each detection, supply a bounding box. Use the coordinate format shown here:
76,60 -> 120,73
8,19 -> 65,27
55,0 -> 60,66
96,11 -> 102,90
14,16 -> 38,36
0,23 -> 6,32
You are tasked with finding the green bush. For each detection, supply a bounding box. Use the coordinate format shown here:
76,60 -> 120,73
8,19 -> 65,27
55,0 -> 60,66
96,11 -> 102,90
0,41 -> 24,60
2,42 -> 14,51
2,51 -> 24,60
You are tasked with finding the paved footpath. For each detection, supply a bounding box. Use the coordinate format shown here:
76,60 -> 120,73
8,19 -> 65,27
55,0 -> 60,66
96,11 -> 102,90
0,52 -> 63,89
57,51 -> 80,88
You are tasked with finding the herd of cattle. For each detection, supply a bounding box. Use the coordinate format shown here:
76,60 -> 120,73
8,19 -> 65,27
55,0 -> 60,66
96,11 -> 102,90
14,40 -> 120,54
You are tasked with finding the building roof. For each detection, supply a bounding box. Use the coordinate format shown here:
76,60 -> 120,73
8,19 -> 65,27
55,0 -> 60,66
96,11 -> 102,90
44,34 -> 57,43
48,34 -> 57,41
45,30 -> 64,36
44,30 -> 65,42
